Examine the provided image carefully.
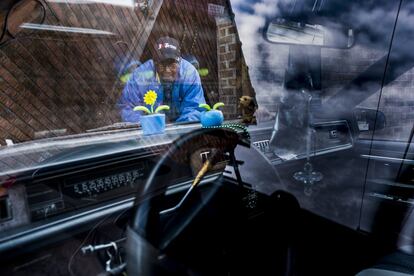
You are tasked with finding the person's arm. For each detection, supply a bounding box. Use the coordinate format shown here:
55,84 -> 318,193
176,67 -> 206,122
117,72 -> 144,123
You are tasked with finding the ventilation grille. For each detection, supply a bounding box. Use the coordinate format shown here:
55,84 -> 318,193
253,140 -> 270,153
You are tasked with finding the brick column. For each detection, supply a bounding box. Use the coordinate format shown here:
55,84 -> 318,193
217,17 -> 238,118
216,14 -> 256,120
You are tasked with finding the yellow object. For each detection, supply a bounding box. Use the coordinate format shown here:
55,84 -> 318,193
134,90 -> 170,114
192,160 -> 212,188
143,90 -> 157,106
198,68 -> 209,77
120,73 -> 132,84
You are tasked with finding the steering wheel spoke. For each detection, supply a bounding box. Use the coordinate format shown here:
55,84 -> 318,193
127,128 -> 246,275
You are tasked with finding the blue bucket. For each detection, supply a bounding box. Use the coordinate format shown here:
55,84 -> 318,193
141,114 -> 166,135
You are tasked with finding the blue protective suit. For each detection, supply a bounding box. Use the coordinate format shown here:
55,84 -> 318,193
118,59 -> 206,123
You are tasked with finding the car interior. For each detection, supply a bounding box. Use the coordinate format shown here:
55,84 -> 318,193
0,0 -> 414,275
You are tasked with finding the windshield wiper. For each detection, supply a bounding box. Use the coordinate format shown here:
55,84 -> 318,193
86,122 -> 141,133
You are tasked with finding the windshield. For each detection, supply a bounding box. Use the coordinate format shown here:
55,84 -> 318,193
1,0 -> 413,180
1,1 -> 413,181
0,0 -> 258,175
0,0 -> 255,143
2,0 -> 414,275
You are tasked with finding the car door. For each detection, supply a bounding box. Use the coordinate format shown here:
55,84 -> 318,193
359,0 -> 414,247
245,0 -> 402,232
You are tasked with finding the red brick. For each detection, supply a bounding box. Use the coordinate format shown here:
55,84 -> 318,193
229,60 -> 238,68
220,105 -> 237,114
221,96 -> 238,105
220,79 -> 229,87
219,52 -> 236,62
216,21 -> 233,28
221,88 -> 236,96
226,26 -> 237,35
219,61 -> 228,69
229,43 -> 238,51
220,69 -> 235,78
218,35 -> 235,44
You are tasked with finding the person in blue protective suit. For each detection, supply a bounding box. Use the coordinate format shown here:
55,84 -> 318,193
118,36 -> 206,123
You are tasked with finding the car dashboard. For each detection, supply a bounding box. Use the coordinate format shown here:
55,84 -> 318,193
0,119 -> 375,275
0,123 -> 262,275
0,124 -> 205,255
0,119 -> 356,245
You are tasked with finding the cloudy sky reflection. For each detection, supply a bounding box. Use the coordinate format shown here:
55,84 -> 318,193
230,0 -> 414,232
230,0 -> 414,119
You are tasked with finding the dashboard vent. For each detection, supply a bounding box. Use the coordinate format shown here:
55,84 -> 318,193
253,140 -> 270,153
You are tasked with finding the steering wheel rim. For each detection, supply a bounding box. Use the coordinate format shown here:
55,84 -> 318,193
126,128 -> 244,275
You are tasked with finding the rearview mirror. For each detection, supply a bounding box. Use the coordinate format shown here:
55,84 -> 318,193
265,18 -> 354,49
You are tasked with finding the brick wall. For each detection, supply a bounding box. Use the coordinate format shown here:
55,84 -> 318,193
216,13 -> 256,119
0,0 -> 230,144
0,0 -> 164,143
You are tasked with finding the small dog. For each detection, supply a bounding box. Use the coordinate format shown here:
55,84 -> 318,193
239,95 -> 257,124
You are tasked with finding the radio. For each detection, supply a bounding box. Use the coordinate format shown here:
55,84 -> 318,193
26,159 -> 150,221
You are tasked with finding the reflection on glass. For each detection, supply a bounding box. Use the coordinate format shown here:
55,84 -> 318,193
266,19 -> 324,46
20,23 -> 115,35
265,18 -> 354,48
46,0 -> 136,7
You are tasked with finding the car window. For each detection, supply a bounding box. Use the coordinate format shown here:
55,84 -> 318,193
1,1 -> 413,274
357,66 -> 414,142
231,0 -> 404,232
0,0 -> 259,176
232,0 -> 399,160
0,0 -> 259,241
359,1 -> 414,237
0,0 -> 255,146
374,78 -> 414,142
359,23 -> 414,143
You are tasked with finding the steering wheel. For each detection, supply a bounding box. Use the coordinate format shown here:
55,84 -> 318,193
126,128 -> 247,275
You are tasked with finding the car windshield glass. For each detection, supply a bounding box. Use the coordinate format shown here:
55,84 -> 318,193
2,1 -> 414,275
0,0 -> 257,176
